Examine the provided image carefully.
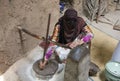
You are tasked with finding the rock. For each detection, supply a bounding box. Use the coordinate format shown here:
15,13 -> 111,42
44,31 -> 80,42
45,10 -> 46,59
89,62 -> 100,76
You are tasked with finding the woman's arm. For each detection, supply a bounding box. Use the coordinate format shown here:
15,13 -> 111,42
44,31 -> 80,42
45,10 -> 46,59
51,24 -> 60,42
69,25 -> 94,48
81,25 -> 94,43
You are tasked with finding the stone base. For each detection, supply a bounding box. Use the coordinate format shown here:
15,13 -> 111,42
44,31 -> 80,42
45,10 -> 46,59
32,59 -> 58,79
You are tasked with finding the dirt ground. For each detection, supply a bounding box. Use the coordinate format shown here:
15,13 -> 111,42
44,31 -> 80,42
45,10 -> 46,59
89,27 -> 118,81
0,0 -> 59,75
0,0 -> 119,81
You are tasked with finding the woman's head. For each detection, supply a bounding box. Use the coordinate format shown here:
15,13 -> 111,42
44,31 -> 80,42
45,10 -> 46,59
63,8 -> 78,28
64,8 -> 78,19
58,8 -> 87,44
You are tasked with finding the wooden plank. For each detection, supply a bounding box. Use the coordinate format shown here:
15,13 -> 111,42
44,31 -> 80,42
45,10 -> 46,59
113,25 -> 120,31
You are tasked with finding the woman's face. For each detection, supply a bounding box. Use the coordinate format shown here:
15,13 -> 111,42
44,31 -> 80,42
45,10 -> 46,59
65,18 -> 77,28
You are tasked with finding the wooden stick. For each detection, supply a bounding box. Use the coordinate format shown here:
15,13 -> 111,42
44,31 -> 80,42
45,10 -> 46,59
96,0 -> 101,23
18,28 -> 23,45
17,27 -> 72,50
17,26 -> 44,40
43,13 -> 51,62
113,19 -> 120,31
18,28 -> 25,54
17,26 -> 71,49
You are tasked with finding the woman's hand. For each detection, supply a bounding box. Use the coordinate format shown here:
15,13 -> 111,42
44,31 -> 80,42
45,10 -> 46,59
69,41 -> 78,49
39,41 -> 48,49
69,39 -> 84,49
39,58 -> 48,70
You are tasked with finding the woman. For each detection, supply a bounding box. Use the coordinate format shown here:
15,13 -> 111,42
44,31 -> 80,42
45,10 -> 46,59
40,8 -> 93,69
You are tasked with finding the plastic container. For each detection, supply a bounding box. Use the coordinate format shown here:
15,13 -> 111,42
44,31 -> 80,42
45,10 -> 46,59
111,41 -> 120,62
105,61 -> 120,81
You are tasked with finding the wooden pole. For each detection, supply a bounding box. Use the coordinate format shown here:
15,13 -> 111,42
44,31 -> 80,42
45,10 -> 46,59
43,13 -> 51,62
96,0 -> 101,23
18,29 -> 23,45
18,28 -> 25,54
17,26 -> 44,40
17,26 -> 71,49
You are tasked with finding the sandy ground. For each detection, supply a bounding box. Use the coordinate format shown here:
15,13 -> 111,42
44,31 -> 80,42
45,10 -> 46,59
0,0 -> 59,75
89,27 -> 118,81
